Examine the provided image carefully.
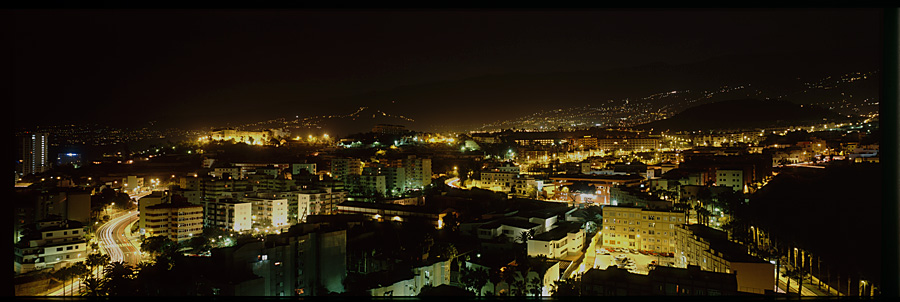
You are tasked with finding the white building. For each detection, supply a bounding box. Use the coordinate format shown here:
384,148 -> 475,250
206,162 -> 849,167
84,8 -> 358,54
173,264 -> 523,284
202,198 -> 253,232
716,169 -> 745,193
243,196 -> 289,229
527,222 -> 585,259
298,189 -> 348,217
369,259 -> 452,296
475,217 -> 542,243
14,220 -> 87,274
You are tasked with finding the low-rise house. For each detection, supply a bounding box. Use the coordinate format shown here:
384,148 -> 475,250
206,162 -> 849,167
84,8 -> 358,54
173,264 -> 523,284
527,221 -> 585,259
14,219 -> 87,274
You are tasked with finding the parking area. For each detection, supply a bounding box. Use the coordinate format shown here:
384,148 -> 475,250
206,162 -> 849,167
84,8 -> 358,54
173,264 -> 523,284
591,247 -> 676,275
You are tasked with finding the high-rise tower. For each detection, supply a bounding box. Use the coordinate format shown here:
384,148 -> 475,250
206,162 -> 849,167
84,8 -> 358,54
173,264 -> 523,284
22,133 -> 48,176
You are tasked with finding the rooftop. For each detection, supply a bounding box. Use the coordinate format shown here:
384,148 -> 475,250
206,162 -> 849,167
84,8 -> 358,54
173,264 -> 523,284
146,201 -> 202,210
532,221 -> 582,241
478,216 -> 540,230
550,173 -> 645,181
337,201 -> 444,214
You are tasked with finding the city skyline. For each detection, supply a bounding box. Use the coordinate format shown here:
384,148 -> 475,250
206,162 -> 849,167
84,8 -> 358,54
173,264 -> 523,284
12,7 -> 894,298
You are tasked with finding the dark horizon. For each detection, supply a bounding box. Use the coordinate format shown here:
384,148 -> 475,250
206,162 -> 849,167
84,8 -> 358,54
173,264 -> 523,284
12,9 -> 885,131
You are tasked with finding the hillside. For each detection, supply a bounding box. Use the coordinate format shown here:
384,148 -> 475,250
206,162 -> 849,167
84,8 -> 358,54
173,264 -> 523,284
311,51 -> 877,133
636,99 -> 849,132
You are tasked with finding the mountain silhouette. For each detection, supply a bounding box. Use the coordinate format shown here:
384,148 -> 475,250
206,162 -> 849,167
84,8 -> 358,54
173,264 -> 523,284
636,98 -> 849,132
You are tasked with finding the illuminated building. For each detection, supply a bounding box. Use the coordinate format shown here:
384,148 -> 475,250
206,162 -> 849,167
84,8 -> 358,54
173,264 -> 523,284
212,166 -> 241,179
56,152 -> 82,168
299,189 -> 348,217
202,197 -> 252,232
475,217 -> 542,243
574,136 -> 598,149
527,221 -> 585,259
138,191 -> 169,233
368,259 -> 452,296
549,174 -> 644,205
715,169 -> 746,193
250,191 -> 303,224
674,224 -> 775,295
597,138 -> 660,152
142,201 -> 204,242
602,205 -> 684,254
400,155 -> 432,189
243,196 -> 289,229
331,158 -> 363,182
22,133 -> 49,176
203,128 -> 283,145
14,220 -> 87,274
360,156 -> 432,195
345,174 -> 387,197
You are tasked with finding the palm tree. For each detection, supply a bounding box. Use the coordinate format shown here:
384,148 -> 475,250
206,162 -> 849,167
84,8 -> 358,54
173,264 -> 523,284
673,198 -> 691,222
81,275 -> 105,296
694,204 -> 711,226
50,266 -> 70,296
785,266 -> 803,296
518,230 -> 535,244
528,275 -> 543,297
86,253 -> 110,278
102,261 -> 135,296
511,276 -> 526,296
551,278 -> 580,296
69,262 -> 89,295
460,266 -> 489,296
499,268 -> 516,296
488,266 -> 503,292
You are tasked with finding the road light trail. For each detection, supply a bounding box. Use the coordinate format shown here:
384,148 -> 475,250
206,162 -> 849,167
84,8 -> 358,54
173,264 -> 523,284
98,212 -> 138,263
446,177 -> 463,189
98,190 -> 148,265
46,191 -> 149,296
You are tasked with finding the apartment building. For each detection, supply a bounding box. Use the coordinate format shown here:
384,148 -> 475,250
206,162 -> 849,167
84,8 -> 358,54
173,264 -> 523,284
299,189 -> 348,217
602,205 -> 684,254
14,220 -> 87,274
242,196 -> 289,229
715,169 -> 747,193
142,202 -> 204,242
674,224 -> 775,295
202,198 -> 253,232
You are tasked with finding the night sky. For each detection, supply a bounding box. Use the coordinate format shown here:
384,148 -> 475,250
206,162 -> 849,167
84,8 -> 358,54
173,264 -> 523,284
12,9 -> 884,130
